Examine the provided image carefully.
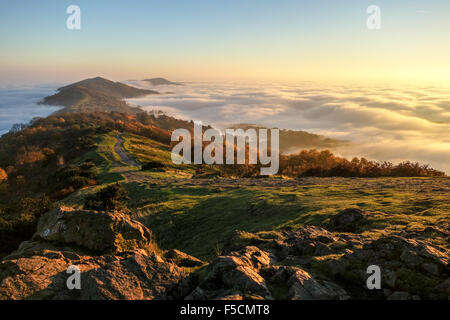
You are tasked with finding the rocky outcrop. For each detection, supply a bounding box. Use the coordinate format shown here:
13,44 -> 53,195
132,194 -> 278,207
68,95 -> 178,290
339,235 -> 449,299
216,226 -> 449,300
0,206 -> 448,300
35,207 -> 153,254
183,245 -> 349,300
0,207 -> 185,300
0,241 -> 184,300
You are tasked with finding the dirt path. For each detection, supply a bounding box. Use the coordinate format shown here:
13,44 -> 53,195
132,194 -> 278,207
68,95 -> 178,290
114,134 -> 139,167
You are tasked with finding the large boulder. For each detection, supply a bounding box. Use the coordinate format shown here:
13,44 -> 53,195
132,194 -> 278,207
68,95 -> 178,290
0,206 -> 188,300
35,207 -> 154,254
185,246 -> 274,300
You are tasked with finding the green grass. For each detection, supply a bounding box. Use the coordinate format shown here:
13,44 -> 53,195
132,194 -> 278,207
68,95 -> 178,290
116,178 -> 450,260
121,133 -> 220,175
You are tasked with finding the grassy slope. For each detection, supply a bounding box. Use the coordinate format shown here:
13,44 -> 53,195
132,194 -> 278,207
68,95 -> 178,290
58,132 -> 449,261
123,179 -> 449,260
121,133 -> 197,175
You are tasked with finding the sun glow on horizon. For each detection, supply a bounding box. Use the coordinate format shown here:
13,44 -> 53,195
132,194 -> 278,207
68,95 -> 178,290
0,1 -> 449,86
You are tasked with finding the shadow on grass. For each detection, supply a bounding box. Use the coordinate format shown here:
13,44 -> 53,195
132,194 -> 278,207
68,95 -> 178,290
141,188 -> 332,260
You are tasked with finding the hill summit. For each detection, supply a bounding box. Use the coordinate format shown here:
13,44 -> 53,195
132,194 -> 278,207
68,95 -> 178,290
142,78 -> 182,86
40,77 -> 157,114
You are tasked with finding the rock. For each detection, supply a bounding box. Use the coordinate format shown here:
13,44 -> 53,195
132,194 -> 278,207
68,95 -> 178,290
369,235 -> 448,267
433,279 -> 450,297
285,226 -> 337,244
35,207 -> 154,254
314,243 -> 332,256
0,241 -> 184,300
400,249 -> 423,267
81,251 -> 183,300
232,245 -> 274,269
288,269 -> 349,300
383,270 -> 397,288
185,246 -> 273,300
387,291 -> 413,300
292,240 -> 316,255
283,226 -> 339,258
421,263 -> 439,276
0,206 -> 188,300
164,249 -> 204,268
268,265 -> 349,300
323,259 -> 347,277
329,208 -> 367,232
213,257 -> 268,296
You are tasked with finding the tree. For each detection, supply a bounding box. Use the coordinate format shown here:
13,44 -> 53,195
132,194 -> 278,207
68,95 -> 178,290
0,168 -> 7,183
9,123 -> 28,133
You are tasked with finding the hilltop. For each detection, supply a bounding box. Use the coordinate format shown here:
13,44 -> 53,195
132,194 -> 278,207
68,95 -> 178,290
142,77 -> 182,86
40,77 -> 158,114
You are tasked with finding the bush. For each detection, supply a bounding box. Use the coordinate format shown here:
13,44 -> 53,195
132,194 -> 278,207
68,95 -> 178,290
49,161 -> 97,196
84,183 -> 130,212
141,161 -> 165,171
68,176 -> 91,189
0,196 -> 55,257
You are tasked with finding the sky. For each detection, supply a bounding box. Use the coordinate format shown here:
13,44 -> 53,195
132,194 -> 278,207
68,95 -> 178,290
1,0 -> 450,85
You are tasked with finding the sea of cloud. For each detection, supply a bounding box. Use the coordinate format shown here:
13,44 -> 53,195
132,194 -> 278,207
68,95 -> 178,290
0,85 -> 62,136
125,80 -> 450,174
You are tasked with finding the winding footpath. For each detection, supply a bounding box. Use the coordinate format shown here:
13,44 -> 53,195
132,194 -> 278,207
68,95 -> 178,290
114,134 -> 139,167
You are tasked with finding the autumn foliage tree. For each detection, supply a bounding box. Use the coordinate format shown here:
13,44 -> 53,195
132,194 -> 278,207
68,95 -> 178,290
279,149 -> 445,177
0,168 -> 7,183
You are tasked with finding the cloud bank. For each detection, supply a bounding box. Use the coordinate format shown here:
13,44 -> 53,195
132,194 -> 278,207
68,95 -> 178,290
0,86 -> 62,135
126,81 -> 450,174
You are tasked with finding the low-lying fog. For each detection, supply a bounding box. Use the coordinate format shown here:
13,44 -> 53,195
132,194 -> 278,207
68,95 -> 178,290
126,81 -> 450,174
0,85 -> 62,136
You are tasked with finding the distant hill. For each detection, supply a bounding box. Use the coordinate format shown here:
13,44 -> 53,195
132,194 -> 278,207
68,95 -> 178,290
142,78 -> 182,86
40,77 -> 158,114
229,124 -> 348,154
